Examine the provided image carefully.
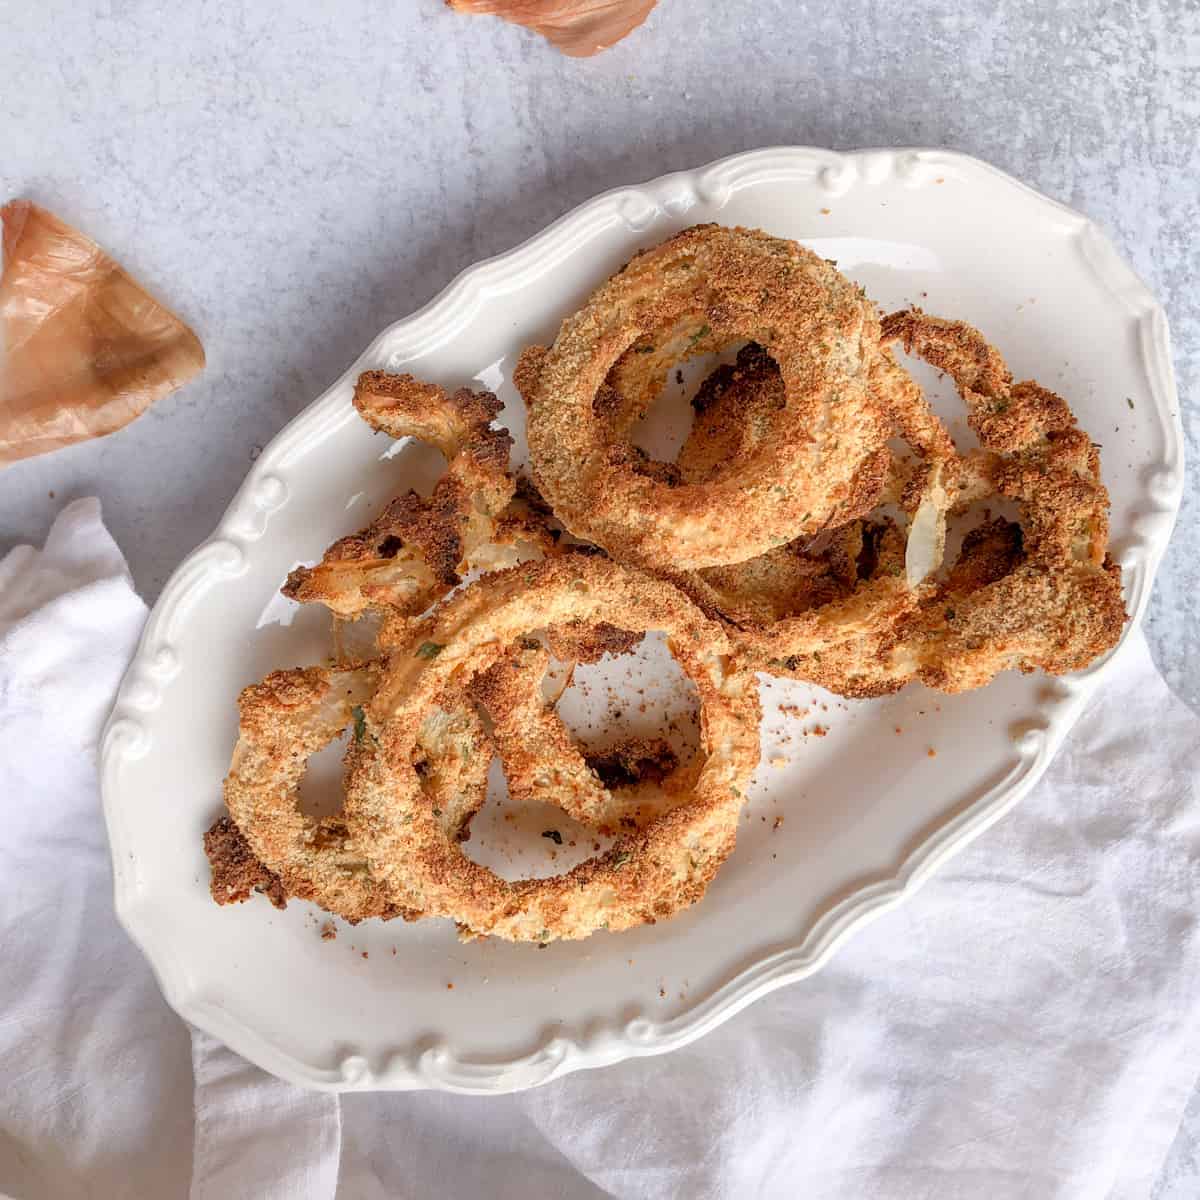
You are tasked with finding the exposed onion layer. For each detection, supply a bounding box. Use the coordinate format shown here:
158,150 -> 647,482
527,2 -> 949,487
283,373 -> 515,619
754,312 -> 1126,696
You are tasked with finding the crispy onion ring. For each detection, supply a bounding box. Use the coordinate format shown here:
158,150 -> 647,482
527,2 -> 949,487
752,311 -> 1126,696
213,627 -> 688,917
561,337 -> 958,694
523,223 -> 893,570
283,373 -> 515,618
329,479 -> 567,666
636,342 -> 954,634
468,637 -> 694,838
218,557 -> 759,940
339,555 -> 760,942
222,661 -> 494,921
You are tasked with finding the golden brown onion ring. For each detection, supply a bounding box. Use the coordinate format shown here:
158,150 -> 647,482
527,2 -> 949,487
642,344 -> 945,633
211,633 -> 691,916
344,554 -> 760,942
283,373 -> 514,619
468,638 -> 694,837
572,339 -> 953,685
221,661 -> 493,922
754,312 -> 1126,695
523,224 -> 892,570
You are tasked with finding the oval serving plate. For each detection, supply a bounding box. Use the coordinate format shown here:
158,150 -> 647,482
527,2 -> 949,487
101,147 -> 1182,1093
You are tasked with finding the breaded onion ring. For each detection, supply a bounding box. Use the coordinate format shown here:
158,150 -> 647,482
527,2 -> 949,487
468,638 -> 693,837
211,634 -> 689,914
222,661 -> 494,922
283,373 -> 514,618
567,339 -> 953,689
641,343 -> 951,634
343,554 -> 760,942
522,224 -> 892,570
756,312 -> 1126,696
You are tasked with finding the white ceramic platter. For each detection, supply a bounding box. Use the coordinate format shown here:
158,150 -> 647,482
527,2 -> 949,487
101,148 -> 1182,1093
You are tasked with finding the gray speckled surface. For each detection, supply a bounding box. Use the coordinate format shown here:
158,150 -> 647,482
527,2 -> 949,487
1,0 -> 1196,1191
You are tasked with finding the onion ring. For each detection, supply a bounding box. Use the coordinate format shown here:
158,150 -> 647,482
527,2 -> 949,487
562,337 -> 955,694
221,661 -> 494,922
211,633 -> 685,914
646,343 -> 951,633
343,554 -> 760,942
283,372 -> 515,619
753,311 -> 1126,695
217,562 -> 746,938
468,638 -> 694,837
516,319 -> 956,674
522,224 -> 893,570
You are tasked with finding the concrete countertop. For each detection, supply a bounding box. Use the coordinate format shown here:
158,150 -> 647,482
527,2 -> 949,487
1,1 -> 1196,1192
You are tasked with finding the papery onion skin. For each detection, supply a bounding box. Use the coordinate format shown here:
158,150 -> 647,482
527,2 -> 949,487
1,200 -> 204,466
446,0 -> 656,57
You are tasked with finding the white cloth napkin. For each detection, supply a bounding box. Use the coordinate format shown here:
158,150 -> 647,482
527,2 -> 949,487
2,500 -> 1199,1200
